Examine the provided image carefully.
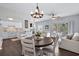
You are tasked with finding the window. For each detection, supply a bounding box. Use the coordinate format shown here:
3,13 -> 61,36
25,20 -> 28,28
45,25 -> 49,30
53,23 -> 68,34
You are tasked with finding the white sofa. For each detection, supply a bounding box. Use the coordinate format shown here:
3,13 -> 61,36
59,38 -> 79,54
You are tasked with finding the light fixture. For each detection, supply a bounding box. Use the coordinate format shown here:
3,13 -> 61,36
30,3 -> 44,18
51,13 -> 60,19
8,18 -> 13,20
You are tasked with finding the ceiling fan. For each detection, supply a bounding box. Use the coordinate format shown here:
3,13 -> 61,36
51,13 -> 61,19
46,12 -> 61,19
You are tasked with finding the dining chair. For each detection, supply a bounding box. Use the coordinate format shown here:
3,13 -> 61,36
21,34 -> 41,56
43,36 -> 59,56
21,35 -> 36,56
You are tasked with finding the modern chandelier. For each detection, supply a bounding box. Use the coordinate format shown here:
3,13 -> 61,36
30,3 -> 44,18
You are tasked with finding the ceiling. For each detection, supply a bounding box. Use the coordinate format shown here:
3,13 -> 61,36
0,3 -> 79,21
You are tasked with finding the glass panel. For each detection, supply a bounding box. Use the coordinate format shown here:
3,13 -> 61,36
53,23 -> 68,35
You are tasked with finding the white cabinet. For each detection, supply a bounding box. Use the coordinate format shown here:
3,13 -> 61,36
0,32 -> 17,39
0,21 -> 22,28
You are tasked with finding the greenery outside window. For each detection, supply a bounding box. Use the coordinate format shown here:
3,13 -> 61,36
53,23 -> 68,34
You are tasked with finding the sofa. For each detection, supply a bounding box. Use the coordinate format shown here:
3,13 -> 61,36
59,33 -> 79,54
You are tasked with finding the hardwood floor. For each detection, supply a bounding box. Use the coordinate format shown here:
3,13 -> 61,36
0,38 -> 22,56
59,48 -> 79,56
0,38 -> 79,56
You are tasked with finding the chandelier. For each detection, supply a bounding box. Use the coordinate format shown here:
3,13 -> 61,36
30,3 -> 44,18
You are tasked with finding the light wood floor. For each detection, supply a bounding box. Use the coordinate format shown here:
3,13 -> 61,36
0,38 -> 79,56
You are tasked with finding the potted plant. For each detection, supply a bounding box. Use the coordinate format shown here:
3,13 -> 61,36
35,31 -> 41,37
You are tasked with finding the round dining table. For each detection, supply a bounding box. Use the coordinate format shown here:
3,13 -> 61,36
35,37 -> 53,47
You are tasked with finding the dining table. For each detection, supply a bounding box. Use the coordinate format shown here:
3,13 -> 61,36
34,37 -> 54,56
35,37 -> 53,47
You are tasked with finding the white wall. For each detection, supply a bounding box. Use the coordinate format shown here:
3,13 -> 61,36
35,19 -> 52,32
59,14 -> 79,33
35,14 -> 79,34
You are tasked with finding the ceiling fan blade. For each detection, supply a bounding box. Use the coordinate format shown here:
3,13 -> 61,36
45,12 -> 61,19
52,16 -> 61,19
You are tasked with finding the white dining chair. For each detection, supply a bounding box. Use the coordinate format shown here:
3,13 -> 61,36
43,36 -> 59,56
21,35 -> 36,56
0,37 -> 3,50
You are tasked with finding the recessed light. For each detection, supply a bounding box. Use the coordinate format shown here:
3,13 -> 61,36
8,18 -> 13,20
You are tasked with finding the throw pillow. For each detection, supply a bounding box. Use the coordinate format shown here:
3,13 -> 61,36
66,33 -> 74,40
72,33 -> 79,41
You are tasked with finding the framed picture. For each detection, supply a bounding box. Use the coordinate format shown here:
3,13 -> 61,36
25,20 -> 28,28
30,23 -> 32,27
45,25 -> 49,30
